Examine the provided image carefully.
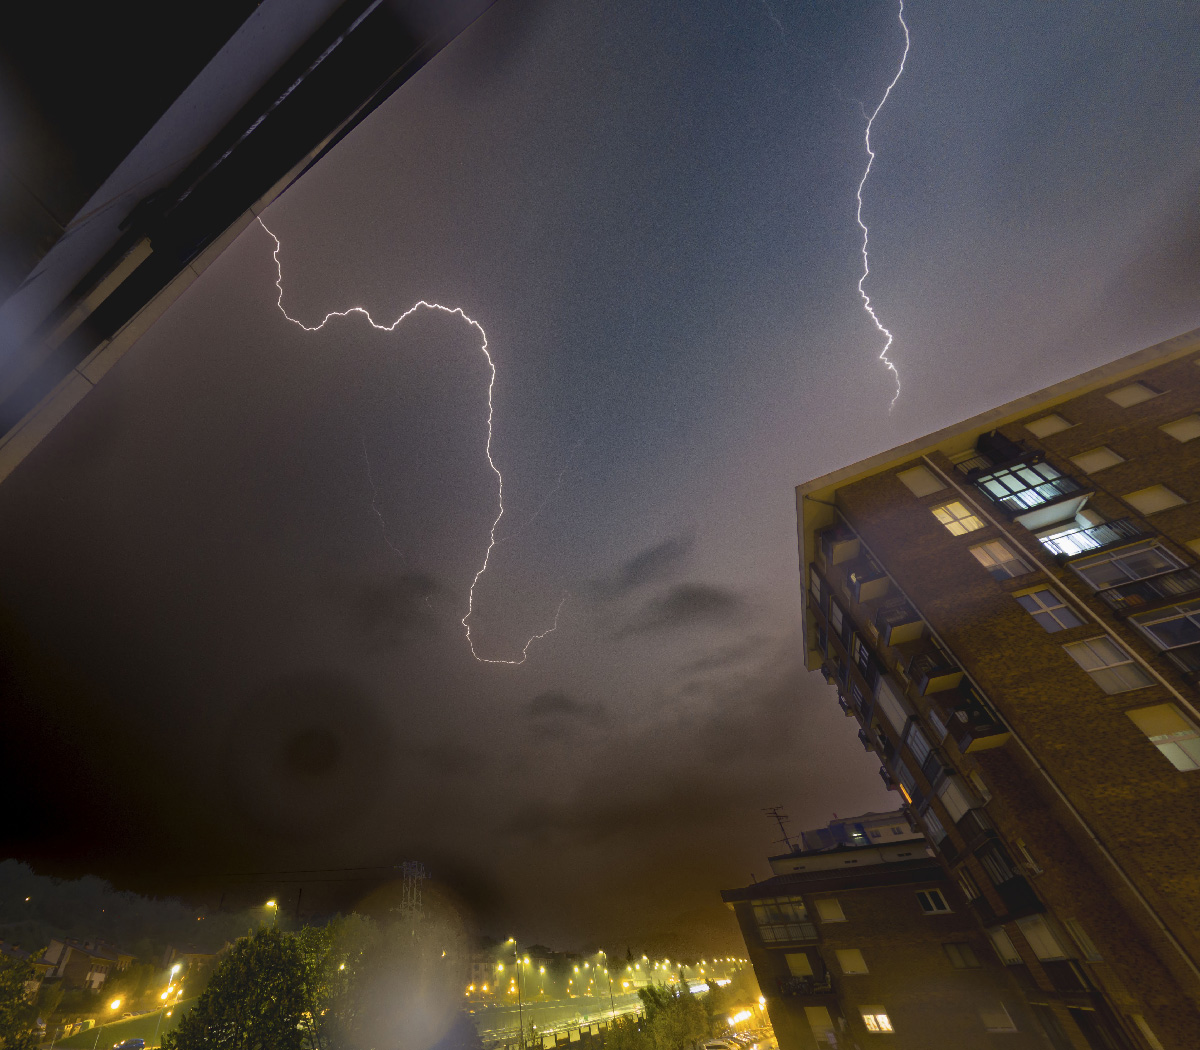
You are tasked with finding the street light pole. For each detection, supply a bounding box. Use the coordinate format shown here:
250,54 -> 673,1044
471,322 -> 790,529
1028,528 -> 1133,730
599,951 -> 616,1021
515,946 -> 524,1050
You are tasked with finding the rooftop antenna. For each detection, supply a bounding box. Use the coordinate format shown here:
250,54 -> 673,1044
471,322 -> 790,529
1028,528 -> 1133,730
763,806 -> 797,852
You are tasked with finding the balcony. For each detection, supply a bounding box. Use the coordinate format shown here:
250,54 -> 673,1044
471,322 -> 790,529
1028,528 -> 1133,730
837,693 -> 856,717
858,728 -> 874,751
875,601 -> 924,646
1042,959 -> 1093,994
944,696 -> 1011,753
954,807 -> 995,851
1162,642 -> 1200,686
1096,567 -> 1200,615
847,558 -> 889,603
818,524 -> 859,566
973,462 -> 1089,529
878,765 -> 897,791
1039,517 -> 1144,559
908,651 -> 964,695
777,974 -> 833,998
992,873 -> 1042,919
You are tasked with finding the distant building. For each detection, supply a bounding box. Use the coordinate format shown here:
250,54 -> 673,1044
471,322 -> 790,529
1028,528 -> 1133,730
797,328 -> 1200,1049
42,938 -> 133,991
723,813 -> 1051,1049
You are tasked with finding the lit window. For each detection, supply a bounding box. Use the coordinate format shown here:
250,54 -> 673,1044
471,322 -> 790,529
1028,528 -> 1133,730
1025,414 -> 1072,438
969,540 -> 1031,580
1015,915 -> 1069,961
785,952 -> 813,977
1070,446 -> 1124,473
1127,704 -> 1200,772
916,889 -> 951,914
813,898 -> 845,923
835,949 -> 868,975
1132,601 -> 1200,652
987,927 -> 1022,965
1015,589 -> 1084,632
1063,637 -> 1153,693
980,1004 -> 1017,1032
1038,523 -> 1103,557
1106,382 -> 1158,407
1123,484 -> 1186,515
1160,415 -> 1200,443
896,465 -> 944,496
860,1008 -> 893,1033
931,500 -> 985,536
1072,541 -> 1183,591
943,942 -> 981,969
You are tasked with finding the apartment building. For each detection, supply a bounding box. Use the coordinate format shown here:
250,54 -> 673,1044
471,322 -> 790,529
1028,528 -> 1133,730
723,810 -> 1055,1049
797,327 -> 1200,1050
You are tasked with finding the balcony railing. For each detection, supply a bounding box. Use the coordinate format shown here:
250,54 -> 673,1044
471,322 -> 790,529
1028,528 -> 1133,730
837,693 -> 855,717
777,974 -> 833,997
1039,517 -> 1144,558
818,525 -> 859,567
878,766 -> 897,791
908,652 -> 964,695
858,728 -> 874,752
992,874 -> 1042,919
875,601 -> 924,646
847,558 -> 889,603
954,807 -> 994,850
1162,642 -> 1200,685
944,696 -> 1011,754
1096,567 -> 1200,614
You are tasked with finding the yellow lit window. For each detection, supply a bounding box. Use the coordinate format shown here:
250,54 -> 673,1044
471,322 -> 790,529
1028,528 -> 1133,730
1106,382 -> 1158,407
860,1007 -> 893,1033
1025,413 -> 1072,438
931,500 -> 984,536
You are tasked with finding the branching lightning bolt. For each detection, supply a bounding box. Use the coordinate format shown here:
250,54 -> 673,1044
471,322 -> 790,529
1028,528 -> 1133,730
856,0 -> 910,410
258,216 -> 565,665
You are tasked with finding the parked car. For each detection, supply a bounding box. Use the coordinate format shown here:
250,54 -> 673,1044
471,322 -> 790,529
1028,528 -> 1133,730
113,1039 -> 145,1050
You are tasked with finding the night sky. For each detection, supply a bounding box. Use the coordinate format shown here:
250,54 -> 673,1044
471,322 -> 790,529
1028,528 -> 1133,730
2,0 -> 1198,952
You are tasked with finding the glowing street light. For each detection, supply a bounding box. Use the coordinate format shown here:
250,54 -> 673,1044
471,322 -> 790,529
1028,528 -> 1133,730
109,1000 -> 121,1011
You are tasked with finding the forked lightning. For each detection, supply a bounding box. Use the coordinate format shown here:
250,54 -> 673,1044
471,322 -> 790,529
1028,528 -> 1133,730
258,216 -> 563,665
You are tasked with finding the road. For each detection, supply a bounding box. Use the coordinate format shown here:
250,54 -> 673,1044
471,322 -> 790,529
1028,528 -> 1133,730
472,990 -> 644,1041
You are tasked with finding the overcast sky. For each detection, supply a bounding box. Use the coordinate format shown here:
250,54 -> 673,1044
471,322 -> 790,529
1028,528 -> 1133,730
2,0 -> 1198,953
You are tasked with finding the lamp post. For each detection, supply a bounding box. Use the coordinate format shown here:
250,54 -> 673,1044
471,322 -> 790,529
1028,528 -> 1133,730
152,964 -> 182,1046
266,900 -> 279,927
598,950 -> 616,1022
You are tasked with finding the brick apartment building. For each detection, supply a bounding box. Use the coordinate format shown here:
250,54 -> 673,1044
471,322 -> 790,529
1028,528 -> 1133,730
796,327 -> 1200,1049
723,810 -> 1056,1049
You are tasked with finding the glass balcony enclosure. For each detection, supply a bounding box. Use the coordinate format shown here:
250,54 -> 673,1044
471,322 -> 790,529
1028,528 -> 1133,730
1038,518 -> 1143,558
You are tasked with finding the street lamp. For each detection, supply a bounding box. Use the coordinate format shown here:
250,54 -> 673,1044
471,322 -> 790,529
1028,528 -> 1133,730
266,900 -> 279,927
598,951 -> 616,1021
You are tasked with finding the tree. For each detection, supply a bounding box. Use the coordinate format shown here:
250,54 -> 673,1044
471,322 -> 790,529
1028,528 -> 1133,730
162,927 -> 312,1050
0,953 -> 37,1050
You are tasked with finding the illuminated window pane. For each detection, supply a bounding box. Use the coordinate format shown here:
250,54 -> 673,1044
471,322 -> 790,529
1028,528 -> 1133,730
1106,382 -> 1157,407
1026,414 -> 1072,437
814,898 -> 845,922
897,465 -> 944,496
932,500 -> 984,536
1070,446 -> 1124,473
860,1008 -> 893,1033
1161,415 -> 1200,442
1127,704 -> 1200,772
969,540 -> 1031,580
835,949 -> 868,975
1123,485 -> 1186,515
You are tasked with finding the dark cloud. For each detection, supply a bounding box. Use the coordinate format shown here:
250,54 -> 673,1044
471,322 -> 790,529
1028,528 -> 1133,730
590,534 -> 693,600
526,689 -> 608,737
615,582 -> 743,638
348,573 -> 441,649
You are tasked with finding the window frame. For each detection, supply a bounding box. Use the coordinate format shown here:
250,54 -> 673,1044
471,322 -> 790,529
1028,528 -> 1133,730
1127,704 -> 1200,772
1069,446 -> 1124,473
1014,588 -> 1085,633
859,1007 -> 894,1034
1131,600 -> 1200,652
1105,382 -> 1159,407
916,888 -> 951,915
931,499 -> 985,537
968,539 -> 1032,580
1160,415 -> 1200,443
1070,541 -> 1184,592
1062,637 -> 1153,694
834,948 -> 869,975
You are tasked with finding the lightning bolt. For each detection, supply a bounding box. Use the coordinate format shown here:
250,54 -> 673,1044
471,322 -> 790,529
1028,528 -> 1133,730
856,0 -> 910,410
258,216 -> 564,665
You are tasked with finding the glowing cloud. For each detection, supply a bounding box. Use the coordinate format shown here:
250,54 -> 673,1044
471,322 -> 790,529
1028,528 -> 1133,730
258,217 -> 563,665
855,0 -> 910,409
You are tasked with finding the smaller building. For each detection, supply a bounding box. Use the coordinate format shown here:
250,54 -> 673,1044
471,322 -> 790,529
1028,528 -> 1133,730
0,942 -> 51,999
722,811 -> 1055,1050
42,938 -> 133,991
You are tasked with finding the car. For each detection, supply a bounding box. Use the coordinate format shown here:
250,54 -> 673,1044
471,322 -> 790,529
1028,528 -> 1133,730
113,1039 -> 145,1050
